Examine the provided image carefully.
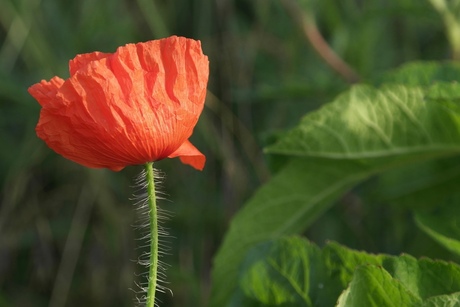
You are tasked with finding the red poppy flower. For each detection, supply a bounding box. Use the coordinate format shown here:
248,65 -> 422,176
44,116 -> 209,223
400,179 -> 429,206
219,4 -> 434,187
28,36 -> 209,171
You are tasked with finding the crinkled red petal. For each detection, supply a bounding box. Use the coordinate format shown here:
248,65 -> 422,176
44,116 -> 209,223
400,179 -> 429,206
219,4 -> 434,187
28,36 -> 208,171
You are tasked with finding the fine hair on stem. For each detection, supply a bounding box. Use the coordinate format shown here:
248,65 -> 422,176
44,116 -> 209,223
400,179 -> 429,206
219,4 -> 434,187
130,164 -> 172,306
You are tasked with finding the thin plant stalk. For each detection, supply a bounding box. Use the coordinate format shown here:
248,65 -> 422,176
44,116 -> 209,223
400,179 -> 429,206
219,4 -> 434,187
144,162 -> 158,307
281,0 -> 360,83
429,0 -> 460,60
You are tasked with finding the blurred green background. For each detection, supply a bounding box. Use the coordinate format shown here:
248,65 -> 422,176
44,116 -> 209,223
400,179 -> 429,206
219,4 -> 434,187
0,0 -> 452,306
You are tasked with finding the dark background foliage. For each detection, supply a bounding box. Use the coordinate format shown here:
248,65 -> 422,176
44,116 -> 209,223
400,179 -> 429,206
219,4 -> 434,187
0,0 -> 450,306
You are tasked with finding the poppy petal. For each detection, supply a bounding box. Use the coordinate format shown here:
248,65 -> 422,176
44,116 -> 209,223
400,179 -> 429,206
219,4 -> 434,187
28,77 -> 65,107
168,140 -> 206,171
36,105 -> 126,171
69,52 -> 110,76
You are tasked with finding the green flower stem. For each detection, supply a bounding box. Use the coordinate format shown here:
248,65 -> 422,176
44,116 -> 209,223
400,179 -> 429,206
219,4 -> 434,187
144,162 -> 158,307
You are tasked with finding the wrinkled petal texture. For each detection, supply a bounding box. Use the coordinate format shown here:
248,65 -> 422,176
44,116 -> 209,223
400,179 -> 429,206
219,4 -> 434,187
29,36 -> 209,171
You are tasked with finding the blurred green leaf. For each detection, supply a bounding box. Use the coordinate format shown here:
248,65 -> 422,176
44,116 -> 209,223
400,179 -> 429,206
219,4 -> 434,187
211,157 -> 368,306
376,61 -> 460,86
210,63 -> 460,306
366,155 -> 460,210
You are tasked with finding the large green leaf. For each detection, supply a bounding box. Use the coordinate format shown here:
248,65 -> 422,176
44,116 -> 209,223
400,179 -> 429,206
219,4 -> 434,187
327,242 -> 460,300
422,292 -> 460,307
210,72 -> 460,305
336,265 -> 421,307
233,237 -> 460,307
266,84 -> 460,159
237,237 -> 318,306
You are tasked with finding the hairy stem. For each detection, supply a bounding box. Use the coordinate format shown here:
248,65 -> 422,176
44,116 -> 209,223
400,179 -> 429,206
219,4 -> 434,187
145,162 -> 158,307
